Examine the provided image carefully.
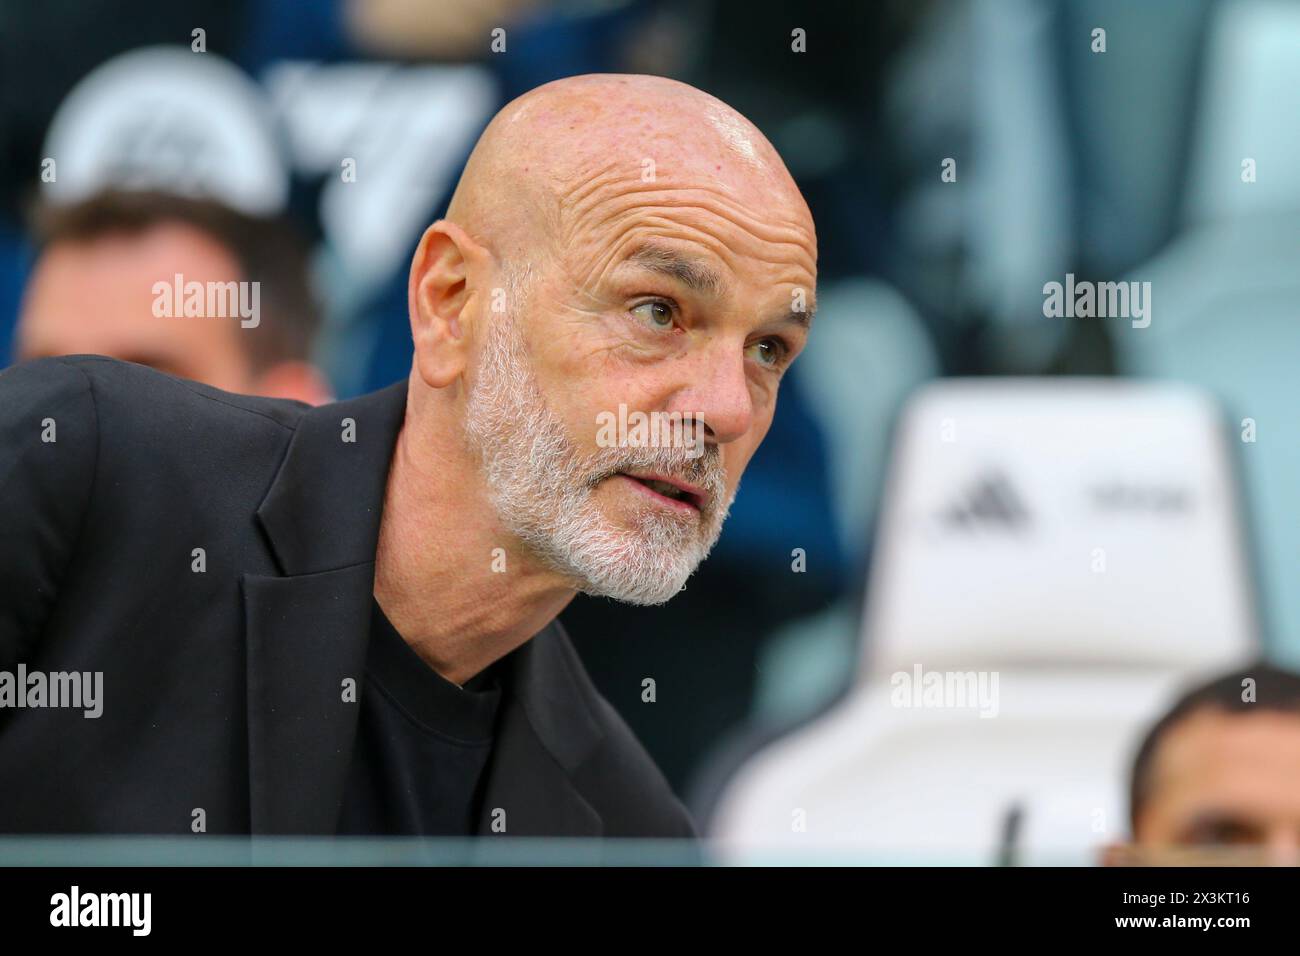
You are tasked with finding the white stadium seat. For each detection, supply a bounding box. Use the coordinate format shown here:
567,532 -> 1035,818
709,380 -> 1259,863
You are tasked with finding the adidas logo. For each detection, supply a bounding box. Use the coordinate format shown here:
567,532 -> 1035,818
941,471 -> 1030,530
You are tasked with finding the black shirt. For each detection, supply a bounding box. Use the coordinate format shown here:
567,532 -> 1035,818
336,600 -> 503,836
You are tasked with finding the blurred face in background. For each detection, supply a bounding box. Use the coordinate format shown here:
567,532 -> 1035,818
1132,708 -> 1300,863
19,222 -> 254,390
17,221 -> 328,402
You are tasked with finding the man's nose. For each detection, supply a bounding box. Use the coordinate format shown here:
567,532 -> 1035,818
668,346 -> 755,447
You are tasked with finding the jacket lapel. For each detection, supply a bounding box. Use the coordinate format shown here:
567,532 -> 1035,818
475,621 -> 605,837
243,567 -> 375,834
245,381 -> 406,835
475,696 -> 603,836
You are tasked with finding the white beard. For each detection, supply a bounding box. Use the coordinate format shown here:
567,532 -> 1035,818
462,287 -> 734,605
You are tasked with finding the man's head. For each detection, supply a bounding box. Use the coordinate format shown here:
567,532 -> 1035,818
17,190 -> 330,403
1120,661 -> 1300,863
406,73 -> 817,605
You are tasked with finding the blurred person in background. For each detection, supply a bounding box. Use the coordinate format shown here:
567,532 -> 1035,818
15,190 -> 330,403
1106,662 -> 1300,866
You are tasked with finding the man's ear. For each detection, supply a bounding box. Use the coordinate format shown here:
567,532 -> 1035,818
408,220 -> 490,389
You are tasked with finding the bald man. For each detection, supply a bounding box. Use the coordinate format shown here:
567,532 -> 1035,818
0,75 -> 817,839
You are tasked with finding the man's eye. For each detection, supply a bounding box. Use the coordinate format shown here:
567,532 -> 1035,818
630,300 -> 675,329
745,338 -> 787,370
1188,818 -> 1259,846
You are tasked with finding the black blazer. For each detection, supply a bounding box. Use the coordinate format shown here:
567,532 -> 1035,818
0,355 -> 696,839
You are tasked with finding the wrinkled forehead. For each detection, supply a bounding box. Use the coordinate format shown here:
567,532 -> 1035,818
549,148 -> 816,295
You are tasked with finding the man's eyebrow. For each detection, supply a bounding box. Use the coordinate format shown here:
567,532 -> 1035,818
781,306 -> 814,331
621,240 -> 816,331
622,242 -> 725,296
762,302 -> 815,335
